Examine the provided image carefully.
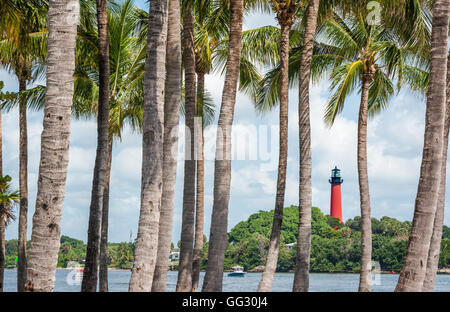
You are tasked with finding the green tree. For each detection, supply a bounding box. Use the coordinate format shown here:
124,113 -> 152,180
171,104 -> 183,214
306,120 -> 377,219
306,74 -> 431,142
82,0 -> 111,292
0,0 -> 47,292
0,175 -> 20,292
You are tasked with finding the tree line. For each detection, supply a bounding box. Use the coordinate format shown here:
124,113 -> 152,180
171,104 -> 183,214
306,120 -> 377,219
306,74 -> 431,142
3,207 -> 449,274
0,0 -> 449,293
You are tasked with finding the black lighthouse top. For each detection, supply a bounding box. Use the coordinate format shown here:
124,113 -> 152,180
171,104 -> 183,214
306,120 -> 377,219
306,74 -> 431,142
329,166 -> 343,184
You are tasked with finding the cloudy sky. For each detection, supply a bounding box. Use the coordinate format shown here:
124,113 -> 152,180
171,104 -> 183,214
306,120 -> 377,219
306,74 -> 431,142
1,1 -> 448,243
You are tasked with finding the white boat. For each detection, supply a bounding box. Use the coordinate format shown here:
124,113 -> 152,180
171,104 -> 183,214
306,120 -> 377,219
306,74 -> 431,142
228,266 -> 246,277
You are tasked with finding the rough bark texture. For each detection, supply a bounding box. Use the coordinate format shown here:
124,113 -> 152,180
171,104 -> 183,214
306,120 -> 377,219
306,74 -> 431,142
152,0 -> 182,291
99,137 -> 113,292
176,4 -> 197,292
0,215 -> 4,293
357,71 -> 374,292
17,77 -> 28,292
422,56 -> 450,292
82,0 -> 111,292
0,219 -> 3,293
192,72 -> 205,292
0,108 -> 3,292
202,0 -> 243,292
395,0 -> 449,292
292,0 -> 320,293
258,21 -> 291,292
128,0 -> 168,292
25,0 -> 79,292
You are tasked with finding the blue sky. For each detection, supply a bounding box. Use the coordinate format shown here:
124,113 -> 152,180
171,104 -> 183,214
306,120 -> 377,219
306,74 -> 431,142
1,1 -> 448,243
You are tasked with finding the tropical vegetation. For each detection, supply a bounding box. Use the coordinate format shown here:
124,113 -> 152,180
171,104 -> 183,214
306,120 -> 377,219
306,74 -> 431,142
0,0 -> 448,293
3,207 -> 449,274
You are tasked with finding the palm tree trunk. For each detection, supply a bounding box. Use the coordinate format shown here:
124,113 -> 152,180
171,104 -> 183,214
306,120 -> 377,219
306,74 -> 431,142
258,22 -> 290,292
17,77 -> 28,292
202,0 -> 244,292
82,0 -> 111,292
422,57 -> 450,292
192,72 -> 205,292
357,71 -> 373,292
0,107 -> 3,292
25,0 -> 79,292
395,0 -> 449,292
292,0 -> 320,293
99,137 -> 113,292
152,0 -> 182,292
0,216 -> 4,293
128,0 -> 168,292
176,4 -> 196,292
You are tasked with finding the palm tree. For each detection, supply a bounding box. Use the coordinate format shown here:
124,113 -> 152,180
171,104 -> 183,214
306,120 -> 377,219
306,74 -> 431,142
128,0 -> 168,292
311,11 -> 428,292
0,175 -> 20,292
202,0 -> 244,292
0,0 -> 47,292
423,51 -> 450,291
0,85 -> 3,292
24,0 -> 79,292
73,0 -> 145,291
396,0 -> 449,292
152,0 -> 182,292
82,0 -> 111,292
255,0 -> 302,293
8,1 -> 146,291
290,0 -> 321,293
191,3 -> 222,287
176,0 -> 197,292
152,0 -> 266,291
423,55 -> 450,291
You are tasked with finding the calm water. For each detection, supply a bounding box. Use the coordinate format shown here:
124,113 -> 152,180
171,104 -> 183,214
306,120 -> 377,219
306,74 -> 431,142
3,269 -> 450,292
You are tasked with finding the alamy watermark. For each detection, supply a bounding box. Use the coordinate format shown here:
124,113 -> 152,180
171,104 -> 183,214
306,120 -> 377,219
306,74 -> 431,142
65,261 -> 83,286
367,1 -> 382,25
169,118 -> 279,171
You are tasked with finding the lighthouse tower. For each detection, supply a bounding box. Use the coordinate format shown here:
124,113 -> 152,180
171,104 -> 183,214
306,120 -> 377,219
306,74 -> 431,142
329,166 -> 343,223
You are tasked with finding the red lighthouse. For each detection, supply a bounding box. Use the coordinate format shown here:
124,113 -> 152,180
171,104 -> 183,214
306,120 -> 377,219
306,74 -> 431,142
329,166 -> 343,223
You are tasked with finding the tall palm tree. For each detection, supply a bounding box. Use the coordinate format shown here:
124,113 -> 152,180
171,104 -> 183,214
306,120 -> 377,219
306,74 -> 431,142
0,0 -> 47,292
152,0 -> 182,292
423,49 -> 450,290
202,0 -> 244,292
82,0 -> 111,292
0,88 -> 3,291
423,54 -> 450,291
24,0 -> 79,292
9,0 -> 146,291
0,175 -> 20,292
310,11 -> 428,292
396,0 -> 449,292
128,0 -> 168,292
72,0 -> 145,291
176,0 -> 197,292
256,0 -> 302,293
291,0 -> 320,293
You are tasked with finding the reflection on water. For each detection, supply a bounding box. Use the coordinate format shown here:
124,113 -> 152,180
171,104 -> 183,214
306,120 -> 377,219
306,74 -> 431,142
3,269 -> 450,292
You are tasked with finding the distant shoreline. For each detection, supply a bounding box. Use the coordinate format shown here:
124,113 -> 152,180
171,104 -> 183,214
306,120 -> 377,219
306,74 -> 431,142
6,268 -> 449,274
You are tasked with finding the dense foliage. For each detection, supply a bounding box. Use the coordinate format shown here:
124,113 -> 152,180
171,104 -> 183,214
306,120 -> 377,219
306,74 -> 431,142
4,236 -> 135,270
4,207 -> 449,273
222,206 -> 450,272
